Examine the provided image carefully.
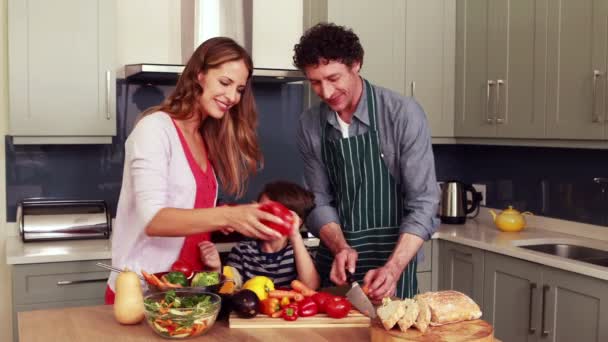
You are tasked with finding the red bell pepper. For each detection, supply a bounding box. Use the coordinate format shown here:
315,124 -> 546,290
297,297 -> 318,317
311,292 -> 334,313
282,304 -> 299,321
325,296 -> 352,319
259,201 -> 295,236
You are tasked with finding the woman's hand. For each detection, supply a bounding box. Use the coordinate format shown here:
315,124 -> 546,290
221,204 -> 284,240
198,241 -> 221,272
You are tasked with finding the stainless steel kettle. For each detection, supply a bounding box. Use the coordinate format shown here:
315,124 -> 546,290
439,181 -> 483,224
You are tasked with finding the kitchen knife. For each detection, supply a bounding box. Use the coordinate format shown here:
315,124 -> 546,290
345,271 -> 377,318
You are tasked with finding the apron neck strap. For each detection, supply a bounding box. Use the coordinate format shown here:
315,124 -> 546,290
363,79 -> 378,131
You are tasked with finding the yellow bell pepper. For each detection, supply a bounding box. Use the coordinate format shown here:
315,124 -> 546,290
242,276 -> 275,301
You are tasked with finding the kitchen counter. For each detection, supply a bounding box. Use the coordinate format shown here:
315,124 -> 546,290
5,235 -> 320,265
17,305 -> 369,342
435,207 -> 608,281
6,208 -> 608,281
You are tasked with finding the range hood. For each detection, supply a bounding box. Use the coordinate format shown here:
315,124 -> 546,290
125,63 -> 305,84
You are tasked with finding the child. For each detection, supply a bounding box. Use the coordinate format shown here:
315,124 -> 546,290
201,181 -> 320,289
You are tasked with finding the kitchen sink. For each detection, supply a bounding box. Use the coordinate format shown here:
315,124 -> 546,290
518,243 -> 608,267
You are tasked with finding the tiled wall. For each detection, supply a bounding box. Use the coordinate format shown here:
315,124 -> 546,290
6,84 -> 608,228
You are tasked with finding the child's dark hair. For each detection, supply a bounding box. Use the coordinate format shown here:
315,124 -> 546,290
258,181 -> 315,220
293,22 -> 364,70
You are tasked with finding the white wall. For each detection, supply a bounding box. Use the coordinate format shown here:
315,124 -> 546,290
0,0 -> 12,339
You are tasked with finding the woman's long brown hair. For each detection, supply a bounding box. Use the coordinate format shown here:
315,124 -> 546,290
144,37 -> 262,197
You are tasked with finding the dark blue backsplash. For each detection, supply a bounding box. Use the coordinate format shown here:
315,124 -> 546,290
6,83 -> 608,227
433,144 -> 608,227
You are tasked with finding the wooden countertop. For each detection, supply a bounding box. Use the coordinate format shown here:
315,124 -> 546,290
18,305 -> 370,342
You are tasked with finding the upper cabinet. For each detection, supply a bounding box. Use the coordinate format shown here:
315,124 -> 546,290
455,0 -> 547,138
326,0 -> 455,138
546,0 -> 608,140
8,0 -> 116,144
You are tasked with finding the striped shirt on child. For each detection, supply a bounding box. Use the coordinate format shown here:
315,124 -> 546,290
226,240 -> 297,288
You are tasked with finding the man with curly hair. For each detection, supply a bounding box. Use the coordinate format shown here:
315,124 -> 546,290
294,23 -> 440,300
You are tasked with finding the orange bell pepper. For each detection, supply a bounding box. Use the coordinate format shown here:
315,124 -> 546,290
260,298 -> 281,316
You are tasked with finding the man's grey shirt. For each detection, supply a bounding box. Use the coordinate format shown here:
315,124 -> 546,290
297,80 -> 440,241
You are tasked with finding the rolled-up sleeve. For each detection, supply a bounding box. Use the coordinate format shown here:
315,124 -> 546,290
128,117 -> 172,228
396,100 -> 440,240
297,112 -> 340,237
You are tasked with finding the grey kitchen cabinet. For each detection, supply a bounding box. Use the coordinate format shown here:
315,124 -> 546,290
8,0 -> 116,144
484,251 -> 608,342
545,0 -> 608,139
455,0 -> 547,138
404,0 -> 455,137
438,240 -> 484,306
11,259 -> 110,342
326,0 -> 455,138
484,251 -> 542,342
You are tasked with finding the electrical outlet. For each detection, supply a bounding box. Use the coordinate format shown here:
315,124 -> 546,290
470,184 -> 487,206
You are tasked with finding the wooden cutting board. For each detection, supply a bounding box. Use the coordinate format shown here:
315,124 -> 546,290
370,319 -> 496,342
229,309 -> 371,328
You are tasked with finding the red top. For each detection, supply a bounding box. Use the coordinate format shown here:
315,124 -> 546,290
172,120 -> 218,271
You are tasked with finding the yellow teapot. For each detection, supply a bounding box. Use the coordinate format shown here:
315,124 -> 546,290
489,206 -> 533,232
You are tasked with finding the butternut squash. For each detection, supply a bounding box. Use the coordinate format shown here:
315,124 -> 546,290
113,269 -> 145,324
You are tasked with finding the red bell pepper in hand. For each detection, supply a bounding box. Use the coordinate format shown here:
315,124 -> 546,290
259,201 -> 295,236
325,296 -> 352,319
282,304 -> 299,321
311,292 -> 334,313
297,297 -> 318,317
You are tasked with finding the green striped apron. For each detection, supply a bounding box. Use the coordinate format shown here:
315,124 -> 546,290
316,79 -> 417,299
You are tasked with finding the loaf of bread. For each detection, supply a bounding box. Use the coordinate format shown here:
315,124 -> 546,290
376,298 -> 406,330
397,299 -> 419,332
416,290 -> 482,326
413,295 -> 431,333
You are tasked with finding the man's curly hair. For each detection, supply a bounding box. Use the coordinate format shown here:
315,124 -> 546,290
293,23 -> 364,70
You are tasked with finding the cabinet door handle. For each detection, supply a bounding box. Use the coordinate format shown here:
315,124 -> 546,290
495,80 -> 504,124
453,250 -> 473,258
592,70 -> 603,123
57,278 -> 108,286
105,70 -> 111,120
528,282 -> 536,334
486,80 -> 495,124
541,285 -> 550,337
410,81 -> 416,98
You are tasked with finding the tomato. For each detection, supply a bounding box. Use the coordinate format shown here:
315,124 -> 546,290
259,201 -> 295,236
325,296 -> 352,319
311,292 -> 334,313
171,259 -> 194,279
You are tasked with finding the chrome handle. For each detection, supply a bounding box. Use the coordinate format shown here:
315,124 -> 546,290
592,70 -> 603,123
453,250 -> 473,258
486,80 -> 495,123
541,285 -> 550,337
495,80 -> 504,124
57,278 -> 108,286
410,81 -> 416,97
528,283 -> 536,334
105,70 -> 111,120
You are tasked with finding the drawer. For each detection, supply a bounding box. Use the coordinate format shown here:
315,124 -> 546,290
12,259 -> 110,305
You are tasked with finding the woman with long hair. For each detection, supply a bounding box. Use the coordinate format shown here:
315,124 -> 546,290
106,37 -> 285,302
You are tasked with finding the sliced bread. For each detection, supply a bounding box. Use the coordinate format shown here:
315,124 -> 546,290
377,298 -> 406,330
397,298 -> 419,332
413,295 -> 431,333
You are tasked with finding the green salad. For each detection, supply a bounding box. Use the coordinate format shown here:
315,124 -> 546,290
143,290 -> 218,338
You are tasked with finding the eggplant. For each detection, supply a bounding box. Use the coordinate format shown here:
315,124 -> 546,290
231,289 -> 259,318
